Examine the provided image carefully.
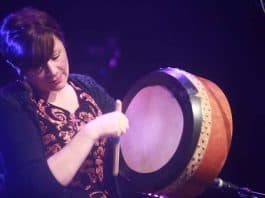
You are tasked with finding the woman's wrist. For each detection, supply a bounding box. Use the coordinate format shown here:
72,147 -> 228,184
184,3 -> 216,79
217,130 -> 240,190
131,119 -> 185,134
80,120 -> 100,142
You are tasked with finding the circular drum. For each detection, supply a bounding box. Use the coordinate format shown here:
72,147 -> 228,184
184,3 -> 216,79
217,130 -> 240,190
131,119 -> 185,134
119,67 -> 233,197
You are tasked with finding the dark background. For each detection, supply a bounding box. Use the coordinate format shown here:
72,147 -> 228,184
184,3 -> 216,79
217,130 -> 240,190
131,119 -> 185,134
0,1 -> 265,197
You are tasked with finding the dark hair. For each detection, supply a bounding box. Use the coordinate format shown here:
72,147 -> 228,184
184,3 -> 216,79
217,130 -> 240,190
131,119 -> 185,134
0,7 -> 65,73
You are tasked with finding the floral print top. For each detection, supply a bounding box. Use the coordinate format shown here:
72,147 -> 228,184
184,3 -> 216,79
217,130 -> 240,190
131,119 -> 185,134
31,81 -> 112,198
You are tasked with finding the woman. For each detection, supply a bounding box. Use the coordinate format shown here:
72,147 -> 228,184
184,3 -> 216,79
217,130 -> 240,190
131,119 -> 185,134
0,7 -> 129,198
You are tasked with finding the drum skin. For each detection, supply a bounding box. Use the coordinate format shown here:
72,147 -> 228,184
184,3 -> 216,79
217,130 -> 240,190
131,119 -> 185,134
119,68 -> 233,197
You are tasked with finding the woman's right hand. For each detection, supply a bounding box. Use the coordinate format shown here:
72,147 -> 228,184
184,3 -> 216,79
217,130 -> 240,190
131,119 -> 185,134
83,100 -> 129,141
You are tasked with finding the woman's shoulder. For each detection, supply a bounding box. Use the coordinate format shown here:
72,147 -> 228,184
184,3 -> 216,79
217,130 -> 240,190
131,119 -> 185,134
69,73 -> 107,93
0,81 -> 26,110
69,73 -> 99,87
69,73 -> 115,113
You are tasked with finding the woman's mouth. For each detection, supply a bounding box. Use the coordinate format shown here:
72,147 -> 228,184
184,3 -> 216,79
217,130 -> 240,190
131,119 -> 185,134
49,74 -> 63,85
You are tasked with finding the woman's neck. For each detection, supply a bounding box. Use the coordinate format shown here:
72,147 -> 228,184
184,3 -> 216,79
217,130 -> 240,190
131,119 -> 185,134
46,83 -> 80,114
46,83 -> 70,103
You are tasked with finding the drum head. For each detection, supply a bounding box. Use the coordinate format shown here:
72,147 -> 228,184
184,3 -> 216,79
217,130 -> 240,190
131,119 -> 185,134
121,85 -> 184,173
120,68 -> 202,192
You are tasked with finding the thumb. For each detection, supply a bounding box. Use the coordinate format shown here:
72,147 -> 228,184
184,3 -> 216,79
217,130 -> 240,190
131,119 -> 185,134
115,99 -> 122,112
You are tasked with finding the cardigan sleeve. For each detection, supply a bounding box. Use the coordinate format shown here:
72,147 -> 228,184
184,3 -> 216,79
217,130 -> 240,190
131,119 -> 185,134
0,99 -> 87,198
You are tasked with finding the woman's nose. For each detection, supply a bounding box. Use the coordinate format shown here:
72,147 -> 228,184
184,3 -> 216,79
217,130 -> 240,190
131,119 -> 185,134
46,60 -> 58,76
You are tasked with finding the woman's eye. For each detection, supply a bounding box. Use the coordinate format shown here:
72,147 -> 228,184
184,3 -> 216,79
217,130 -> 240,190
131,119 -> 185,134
51,53 -> 60,60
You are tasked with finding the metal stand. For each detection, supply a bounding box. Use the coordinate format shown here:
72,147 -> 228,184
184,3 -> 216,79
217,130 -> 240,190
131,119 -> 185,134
212,178 -> 265,198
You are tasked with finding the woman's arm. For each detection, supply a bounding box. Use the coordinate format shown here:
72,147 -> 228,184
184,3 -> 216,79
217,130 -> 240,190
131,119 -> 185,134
0,98 -> 127,197
0,99 -> 87,197
47,101 -> 128,186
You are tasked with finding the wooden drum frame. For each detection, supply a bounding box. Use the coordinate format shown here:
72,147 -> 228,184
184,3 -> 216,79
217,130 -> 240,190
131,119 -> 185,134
119,67 -> 233,197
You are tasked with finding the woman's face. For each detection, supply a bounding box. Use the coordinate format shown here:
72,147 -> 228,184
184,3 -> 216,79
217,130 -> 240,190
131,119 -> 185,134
25,36 -> 69,97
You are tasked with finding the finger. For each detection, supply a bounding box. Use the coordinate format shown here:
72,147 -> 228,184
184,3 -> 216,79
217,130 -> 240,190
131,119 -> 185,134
115,99 -> 122,112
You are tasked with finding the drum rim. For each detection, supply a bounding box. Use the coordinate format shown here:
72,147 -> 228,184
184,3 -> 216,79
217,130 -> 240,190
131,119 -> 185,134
120,68 -> 203,192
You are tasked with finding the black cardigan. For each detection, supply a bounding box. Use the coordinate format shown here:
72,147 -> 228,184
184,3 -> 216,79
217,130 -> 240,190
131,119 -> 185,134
0,74 -> 116,198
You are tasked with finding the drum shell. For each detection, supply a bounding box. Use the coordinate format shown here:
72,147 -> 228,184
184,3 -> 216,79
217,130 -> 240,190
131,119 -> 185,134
162,77 -> 233,197
119,68 -> 233,197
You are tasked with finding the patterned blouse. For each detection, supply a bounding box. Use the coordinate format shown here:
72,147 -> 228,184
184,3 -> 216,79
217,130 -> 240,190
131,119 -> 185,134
31,81 -> 112,198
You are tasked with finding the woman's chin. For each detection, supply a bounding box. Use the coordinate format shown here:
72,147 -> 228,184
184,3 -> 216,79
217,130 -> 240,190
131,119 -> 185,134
49,75 -> 68,90
53,82 -> 67,91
